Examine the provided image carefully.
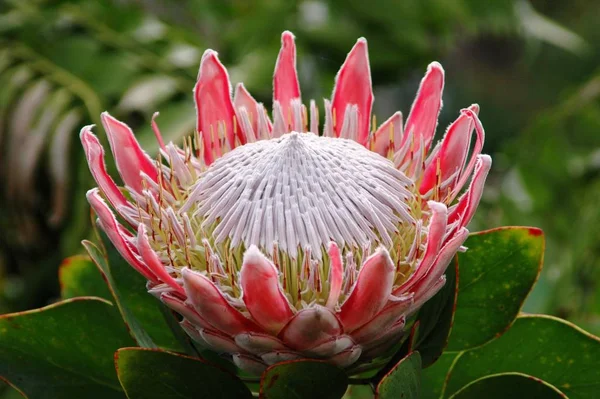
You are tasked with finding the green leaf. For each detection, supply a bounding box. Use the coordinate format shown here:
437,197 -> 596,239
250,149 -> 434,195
260,360 -> 349,399
412,259 -> 458,367
0,297 -> 135,399
83,239 -> 183,352
447,227 -> 544,351
444,315 -> 600,399
342,384 -> 374,399
83,240 -> 155,349
375,352 -> 421,399
115,348 -> 252,399
421,353 -> 459,399
58,255 -> 111,300
0,381 -> 25,399
448,372 -> 566,399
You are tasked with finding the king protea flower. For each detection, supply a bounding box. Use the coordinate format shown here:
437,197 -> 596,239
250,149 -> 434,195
81,31 -> 490,374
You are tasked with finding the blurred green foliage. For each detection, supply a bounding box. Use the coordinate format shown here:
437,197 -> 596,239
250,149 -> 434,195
0,0 -> 598,349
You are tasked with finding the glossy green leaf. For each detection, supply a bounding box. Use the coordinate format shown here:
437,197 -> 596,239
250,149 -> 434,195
413,259 -> 458,367
421,353 -> 459,399
376,352 -> 421,399
342,384 -> 374,399
448,372 -> 566,399
115,348 -> 252,399
102,237 -> 187,353
0,381 -> 25,399
58,255 -> 111,300
83,240 -> 155,348
260,360 -> 348,399
444,315 -> 600,399
0,297 -> 134,399
447,227 -> 544,351
83,239 -> 183,352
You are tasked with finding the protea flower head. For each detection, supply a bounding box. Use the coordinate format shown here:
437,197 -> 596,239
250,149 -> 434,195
81,31 -> 491,375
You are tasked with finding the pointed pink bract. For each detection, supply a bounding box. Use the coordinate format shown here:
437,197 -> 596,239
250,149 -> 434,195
195,50 -> 241,165
396,201 -> 448,293
413,227 -> 468,294
101,112 -> 158,193
182,268 -> 262,336
80,126 -> 129,210
451,108 -> 486,198
234,83 -> 266,137
87,189 -> 157,282
402,62 -> 445,154
339,248 -> 395,332
331,38 -> 373,145
351,296 -> 412,343
273,31 -> 301,130
449,154 -> 492,228
136,224 -> 185,295
325,242 -> 344,309
240,246 -> 294,334
160,293 -> 213,329
200,329 -> 241,353
235,332 -> 286,355
419,105 -> 479,196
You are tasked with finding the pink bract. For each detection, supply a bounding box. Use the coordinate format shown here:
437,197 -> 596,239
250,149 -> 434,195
81,31 -> 491,374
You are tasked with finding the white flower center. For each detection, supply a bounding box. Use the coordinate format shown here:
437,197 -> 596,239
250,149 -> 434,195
189,132 -> 417,258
